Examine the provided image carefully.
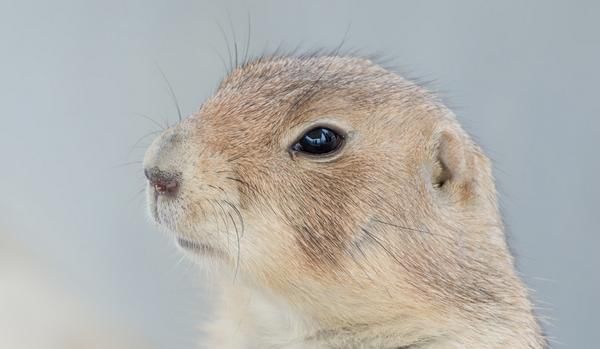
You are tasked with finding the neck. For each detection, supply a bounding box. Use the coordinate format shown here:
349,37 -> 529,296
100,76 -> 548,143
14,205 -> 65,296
209,275 -> 546,349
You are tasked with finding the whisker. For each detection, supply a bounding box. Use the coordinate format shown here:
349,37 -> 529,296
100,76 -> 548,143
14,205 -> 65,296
226,208 -> 241,281
242,11 -> 252,66
346,241 -> 387,295
195,198 -> 207,221
360,227 -> 409,274
207,184 -> 226,194
206,199 -> 222,237
227,11 -> 238,69
208,43 -> 230,72
284,27 -> 351,116
371,218 -> 438,237
214,200 -> 231,238
214,199 -> 240,279
215,20 -> 233,72
124,185 -> 147,206
129,144 -> 154,151
128,130 -> 162,156
134,112 -> 166,131
271,38 -> 286,57
174,254 -> 187,268
372,217 -> 501,246
112,160 -> 143,169
215,170 -> 237,174
285,58 -> 335,116
223,200 -> 244,238
225,176 -> 250,187
155,64 -> 183,122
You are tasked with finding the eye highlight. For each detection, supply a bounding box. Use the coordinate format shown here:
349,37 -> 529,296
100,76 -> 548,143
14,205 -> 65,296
291,127 -> 344,155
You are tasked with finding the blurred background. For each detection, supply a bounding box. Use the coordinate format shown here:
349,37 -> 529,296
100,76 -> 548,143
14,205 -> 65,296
1,1 -> 598,348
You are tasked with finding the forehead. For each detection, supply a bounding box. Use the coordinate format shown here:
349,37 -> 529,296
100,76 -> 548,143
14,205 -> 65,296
199,56 -> 413,128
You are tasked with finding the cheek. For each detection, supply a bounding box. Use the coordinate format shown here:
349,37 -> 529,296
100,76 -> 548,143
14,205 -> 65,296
281,173 -> 368,269
236,156 -> 373,274
237,213 -> 304,281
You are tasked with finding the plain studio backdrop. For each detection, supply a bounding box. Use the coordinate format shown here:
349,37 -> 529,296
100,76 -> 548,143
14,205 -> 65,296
0,1 -> 598,348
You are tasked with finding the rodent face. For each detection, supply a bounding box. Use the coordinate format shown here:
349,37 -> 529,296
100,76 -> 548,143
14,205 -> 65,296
145,57 -> 421,266
143,56 -> 514,323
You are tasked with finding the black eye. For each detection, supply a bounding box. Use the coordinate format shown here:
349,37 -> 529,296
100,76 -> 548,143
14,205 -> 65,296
292,127 -> 343,155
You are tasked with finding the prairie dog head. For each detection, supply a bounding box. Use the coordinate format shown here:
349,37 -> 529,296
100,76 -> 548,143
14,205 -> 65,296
143,56 -> 543,346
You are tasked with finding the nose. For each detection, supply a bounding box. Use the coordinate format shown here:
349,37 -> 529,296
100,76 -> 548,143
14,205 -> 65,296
144,167 -> 180,196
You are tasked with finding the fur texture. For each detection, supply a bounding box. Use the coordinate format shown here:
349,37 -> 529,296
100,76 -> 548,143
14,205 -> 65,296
143,55 -> 546,348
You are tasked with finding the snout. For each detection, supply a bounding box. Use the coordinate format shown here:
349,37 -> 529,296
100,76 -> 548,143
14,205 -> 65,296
142,121 -> 237,250
143,127 -> 187,197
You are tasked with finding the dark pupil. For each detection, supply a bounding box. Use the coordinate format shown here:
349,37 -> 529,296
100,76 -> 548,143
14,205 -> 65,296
298,128 -> 339,154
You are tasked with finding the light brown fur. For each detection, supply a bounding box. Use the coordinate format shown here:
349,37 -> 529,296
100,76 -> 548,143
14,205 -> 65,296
143,55 -> 546,348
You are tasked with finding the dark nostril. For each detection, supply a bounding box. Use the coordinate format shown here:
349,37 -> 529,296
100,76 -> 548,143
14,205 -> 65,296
144,167 -> 180,196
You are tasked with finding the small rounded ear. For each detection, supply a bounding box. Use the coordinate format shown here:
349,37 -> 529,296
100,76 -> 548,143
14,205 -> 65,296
431,129 -> 476,200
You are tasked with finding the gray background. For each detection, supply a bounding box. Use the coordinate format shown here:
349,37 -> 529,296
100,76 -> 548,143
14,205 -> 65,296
1,0 -> 598,348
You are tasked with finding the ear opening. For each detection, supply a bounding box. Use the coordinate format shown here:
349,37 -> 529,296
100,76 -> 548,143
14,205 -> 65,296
431,158 -> 451,188
431,129 -> 471,192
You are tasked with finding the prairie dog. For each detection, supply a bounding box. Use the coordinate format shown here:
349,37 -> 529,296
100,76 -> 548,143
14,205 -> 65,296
143,55 -> 546,348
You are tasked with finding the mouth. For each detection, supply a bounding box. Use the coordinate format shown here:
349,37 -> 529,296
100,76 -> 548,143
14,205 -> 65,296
147,188 -> 178,228
175,237 -> 224,258
147,187 -> 160,222
146,188 -> 229,260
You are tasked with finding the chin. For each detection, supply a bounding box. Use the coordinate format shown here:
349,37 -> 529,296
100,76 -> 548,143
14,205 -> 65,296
174,237 -> 239,280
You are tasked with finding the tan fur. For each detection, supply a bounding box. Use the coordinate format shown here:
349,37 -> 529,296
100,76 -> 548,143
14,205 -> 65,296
143,55 -> 546,348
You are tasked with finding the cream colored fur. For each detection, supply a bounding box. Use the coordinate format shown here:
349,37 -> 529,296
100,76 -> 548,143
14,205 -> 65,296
144,55 -> 546,348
